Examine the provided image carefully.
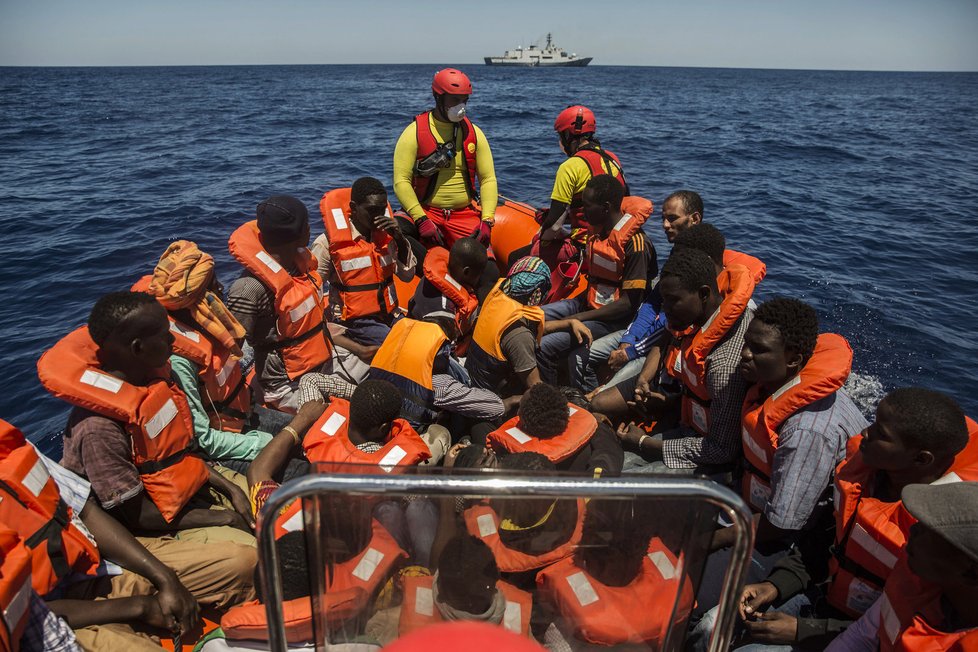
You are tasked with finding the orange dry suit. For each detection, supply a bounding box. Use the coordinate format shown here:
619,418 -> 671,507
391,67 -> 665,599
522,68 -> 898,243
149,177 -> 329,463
740,333 -> 853,512
37,327 -> 209,522
228,220 -> 331,380
398,574 -> 532,637
536,537 -> 694,646
584,196 -> 654,309
486,404 -> 598,464
0,527 -> 32,652
0,421 -> 101,597
319,187 -> 398,321
302,397 -> 431,472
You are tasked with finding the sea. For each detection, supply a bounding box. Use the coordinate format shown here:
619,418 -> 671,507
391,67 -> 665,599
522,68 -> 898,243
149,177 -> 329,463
1,64 -> 976,457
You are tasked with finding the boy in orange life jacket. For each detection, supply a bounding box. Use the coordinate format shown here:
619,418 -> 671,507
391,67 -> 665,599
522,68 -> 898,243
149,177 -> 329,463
312,176 -> 417,349
53,292 -> 257,543
709,388 -> 972,651
536,175 -> 657,391
408,237 -> 486,334
826,482 -> 978,651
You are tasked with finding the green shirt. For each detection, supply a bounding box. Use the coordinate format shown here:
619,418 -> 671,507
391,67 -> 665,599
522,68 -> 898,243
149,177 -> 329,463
169,354 -> 273,462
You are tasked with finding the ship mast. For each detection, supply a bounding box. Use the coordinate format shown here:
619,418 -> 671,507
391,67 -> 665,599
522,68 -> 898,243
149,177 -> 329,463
546,33 -> 552,49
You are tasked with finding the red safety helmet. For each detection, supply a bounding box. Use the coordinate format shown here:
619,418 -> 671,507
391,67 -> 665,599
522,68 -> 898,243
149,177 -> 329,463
432,68 -> 472,95
554,105 -> 596,135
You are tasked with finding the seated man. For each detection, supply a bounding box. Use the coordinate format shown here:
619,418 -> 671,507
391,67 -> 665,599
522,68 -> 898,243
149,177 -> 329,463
826,482 -> 978,651
0,419 -> 256,651
536,175 -> 656,391
466,256 -> 591,395
227,195 -> 356,412
38,291 -> 256,544
408,237 -> 486,343
614,247 -> 754,475
313,177 -> 416,348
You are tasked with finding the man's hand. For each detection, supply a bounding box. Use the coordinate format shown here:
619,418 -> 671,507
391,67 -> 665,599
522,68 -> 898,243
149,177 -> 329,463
294,399 -> 327,425
608,346 -> 630,371
373,212 -> 401,238
738,582 -> 780,621
615,422 -> 645,448
225,483 -> 256,531
568,319 -> 592,346
154,576 -> 199,636
444,442 -> 469,469
473,220 -> 492,247
744,611 -> 798,645
355,344 -> 380,362
416,216 -> 445,247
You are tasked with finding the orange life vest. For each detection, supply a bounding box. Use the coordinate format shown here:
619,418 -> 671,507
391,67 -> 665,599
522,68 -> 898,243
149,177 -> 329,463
740,333 -> 853,512
566,145 -> 628,246
319,187 -> 398,321
536,537 -> 693,646
486,404 -> 598,464
368,319 -> 449,428
0,527 -> 32,652
132,275 -> 252,433
722,249 -> 767,285
0,420 -> 101,597
469,280 -> 545,361
413,112 -> 479,205
228,220 -> 331,380
420,246 -> 479,335
37,327 -> 209,522
222,517 -> 406,643
877,558 -> 978,651
399,574 -> 532,637
585,196 -> 654,309
827,418 -> 978,618
679,264 -> 755,436
462,500 -> 585,574
302,398 -> 431,472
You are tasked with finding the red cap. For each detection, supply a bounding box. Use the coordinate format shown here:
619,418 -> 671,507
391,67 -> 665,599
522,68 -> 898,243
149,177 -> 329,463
554,105 -> 596,135
383,622 -> 547,651
432,68 -> 472,95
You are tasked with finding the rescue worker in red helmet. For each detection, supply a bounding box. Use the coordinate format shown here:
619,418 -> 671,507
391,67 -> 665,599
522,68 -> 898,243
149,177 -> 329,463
392,69 -> 499,293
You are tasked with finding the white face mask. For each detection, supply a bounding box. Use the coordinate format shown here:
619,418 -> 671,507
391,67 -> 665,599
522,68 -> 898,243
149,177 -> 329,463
446,102 -> 467,123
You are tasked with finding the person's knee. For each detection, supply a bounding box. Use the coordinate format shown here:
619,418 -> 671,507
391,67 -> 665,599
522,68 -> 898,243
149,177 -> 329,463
591,387 -> 626,418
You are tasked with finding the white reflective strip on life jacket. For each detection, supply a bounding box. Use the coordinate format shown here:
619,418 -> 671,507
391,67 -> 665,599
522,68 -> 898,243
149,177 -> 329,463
387,286 -> 396,306
331,208 -> 348,231
145,398 -> 178,440
378,445 -> 407,473
444,274 -> 462,291
879,593 -> 900,644
503,600 -> 522,633
22,458 -> 50,498
568,406 -> 577,416
476,513 -> 497,537
592,284 -> 617,306
612,214 -> 632,232
215,356 -> 236,387
591,253 -> 618,274
281,507 -> 304,533
319,412 -> 347,437
505,427 -> 532,445
648,551 -> 676,580
851,523 -> 898,570
743,427 -> 769,466
2,578 -> 30,638
288,295 -> 317,323
170,320 -> 201,343
80,369 -> 124,394
352,547 -> 384,582
566,572 -> 599,607
339,256 -> 373,273
771,374 -> 802,401
378,254 -> 394,267
749,475 -> 772,511
683,364 -> 698,388
847,576 -> 882,615
414,585 -> 435,617
690,402 -> 709,434
933,471 -> 963,485
255,251 -> 283,274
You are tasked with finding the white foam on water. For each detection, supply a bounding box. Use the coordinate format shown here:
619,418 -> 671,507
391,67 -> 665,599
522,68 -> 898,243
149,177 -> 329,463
844,370 -> 886,419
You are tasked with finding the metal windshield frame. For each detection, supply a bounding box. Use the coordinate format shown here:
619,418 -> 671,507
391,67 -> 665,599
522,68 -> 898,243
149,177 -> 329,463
256,473 -> 754,652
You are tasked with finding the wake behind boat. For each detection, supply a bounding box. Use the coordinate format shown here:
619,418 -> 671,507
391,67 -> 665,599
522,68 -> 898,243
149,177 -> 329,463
484,33 -> 591,67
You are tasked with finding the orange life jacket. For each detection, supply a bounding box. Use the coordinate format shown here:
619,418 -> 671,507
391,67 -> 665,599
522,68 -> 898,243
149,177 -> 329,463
413,112 -> 479,205
486,404 -> 598,464
462,500 -> 585,574
222,517 -> 406,643
877,558 -> 978,651
132,275 -> 252,433
740,333 -> 853,512
536,537 -> 693,646
722,249 -> 767,285
679,264 -> 755,436
420,246 -> 479,335
37,327 -> 209,522
302,398 -> 431,472
368,319 -> 449,428
827,418 -> 978,618
0,421 -> 101,597
566,145 -> 628,246
468,279 -> 544,359
228,220 -> 331,380
319,187 -> 398,321
585,196 -> 654,309
0,527 -> 32,652
398,574 -> 532,637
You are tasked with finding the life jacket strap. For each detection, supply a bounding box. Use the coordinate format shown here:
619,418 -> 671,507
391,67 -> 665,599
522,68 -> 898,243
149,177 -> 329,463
136,448 -> 192,475
253,322 -> 325,354
0,479 -> 74,582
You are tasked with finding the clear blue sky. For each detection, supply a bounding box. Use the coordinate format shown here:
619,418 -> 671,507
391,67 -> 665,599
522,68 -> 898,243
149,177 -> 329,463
2,0 -> 976,71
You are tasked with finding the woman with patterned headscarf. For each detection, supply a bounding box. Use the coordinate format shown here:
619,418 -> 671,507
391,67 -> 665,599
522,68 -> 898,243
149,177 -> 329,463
465,257 -> 592,394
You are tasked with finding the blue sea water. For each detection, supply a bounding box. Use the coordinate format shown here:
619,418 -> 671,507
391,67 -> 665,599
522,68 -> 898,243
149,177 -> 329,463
1,64 -> 977,457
